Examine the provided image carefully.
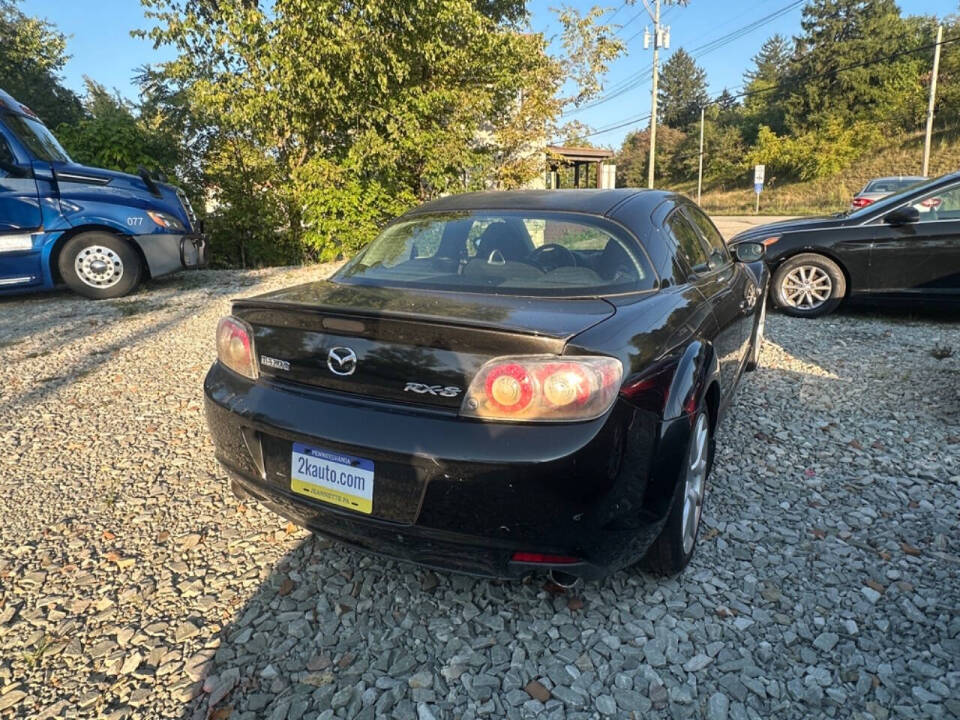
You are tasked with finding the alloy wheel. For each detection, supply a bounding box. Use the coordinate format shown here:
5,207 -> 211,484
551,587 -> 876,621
781,265 -> 832,310
681,412 -> 709,555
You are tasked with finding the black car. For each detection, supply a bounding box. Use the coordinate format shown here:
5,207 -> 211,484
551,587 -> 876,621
204,190 -> 767,582
732,172 -> 960,317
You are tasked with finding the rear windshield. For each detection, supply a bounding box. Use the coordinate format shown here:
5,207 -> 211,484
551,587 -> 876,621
333,210 -> 656,296
863,178 -> 923,193
1,112 -> 71,163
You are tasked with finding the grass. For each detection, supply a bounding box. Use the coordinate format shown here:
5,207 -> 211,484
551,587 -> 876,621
670,125 -> 960,216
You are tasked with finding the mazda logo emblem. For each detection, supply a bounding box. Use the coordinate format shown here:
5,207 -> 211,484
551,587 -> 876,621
327,346 -> 358,376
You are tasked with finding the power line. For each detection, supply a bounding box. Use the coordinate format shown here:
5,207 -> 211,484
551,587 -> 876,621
565,0 -> 800,117
562,33 -> 960,144
690,0 -> 803,58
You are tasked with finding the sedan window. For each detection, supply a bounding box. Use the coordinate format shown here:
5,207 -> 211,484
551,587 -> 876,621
665,211 -> 710,275
911,184 -> 960,221
683,205 -> 731,271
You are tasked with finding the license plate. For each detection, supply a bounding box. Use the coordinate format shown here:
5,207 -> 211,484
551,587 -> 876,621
290,443 -> 374,514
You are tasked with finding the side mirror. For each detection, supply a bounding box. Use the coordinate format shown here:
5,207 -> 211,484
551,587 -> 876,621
884,206 -> 920,225
733,242 -> 765,263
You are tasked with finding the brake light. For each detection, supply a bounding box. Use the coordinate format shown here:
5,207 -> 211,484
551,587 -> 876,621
851,197 -> 872,208
462,355 -> 622,422
216,316 -> 258,379
511,552 -> 580,564
921,197 -> 942,208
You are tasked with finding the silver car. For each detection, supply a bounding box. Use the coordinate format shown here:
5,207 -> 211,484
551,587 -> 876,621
851,176 -> 925,209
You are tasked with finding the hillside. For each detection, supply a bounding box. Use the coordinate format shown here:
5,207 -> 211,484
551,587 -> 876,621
669,125 -> 960,216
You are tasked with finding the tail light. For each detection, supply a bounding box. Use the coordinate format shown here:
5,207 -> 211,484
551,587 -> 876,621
216,316 -> 258,379
920,197 -> 942,208
461,355 -> 622,422
851,197 -> 872,208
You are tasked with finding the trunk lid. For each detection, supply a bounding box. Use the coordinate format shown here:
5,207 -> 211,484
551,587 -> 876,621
233,281 -> 616,410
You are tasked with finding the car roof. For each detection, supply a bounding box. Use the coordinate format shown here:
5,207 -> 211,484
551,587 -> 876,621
406,189 -> 674,218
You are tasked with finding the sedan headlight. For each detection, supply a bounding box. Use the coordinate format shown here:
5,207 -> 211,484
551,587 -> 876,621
147,210 -> 186,232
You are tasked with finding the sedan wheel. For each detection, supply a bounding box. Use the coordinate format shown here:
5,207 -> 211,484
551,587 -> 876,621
641,408 -> 713,575
681,412 -> 709,555
771,253 -> 846,318
781,265 -> 832,311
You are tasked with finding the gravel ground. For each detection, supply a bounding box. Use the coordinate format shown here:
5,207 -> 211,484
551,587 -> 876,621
0,265 -> 958,720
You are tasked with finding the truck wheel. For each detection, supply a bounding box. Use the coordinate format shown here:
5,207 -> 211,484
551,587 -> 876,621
59,232 -> 143,299
771,253 -> 846,318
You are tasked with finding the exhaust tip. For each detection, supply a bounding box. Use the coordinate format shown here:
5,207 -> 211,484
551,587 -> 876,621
548,568 -> 581,589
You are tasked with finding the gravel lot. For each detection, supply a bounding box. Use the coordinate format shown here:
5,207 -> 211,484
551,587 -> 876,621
0,260 -> 958,720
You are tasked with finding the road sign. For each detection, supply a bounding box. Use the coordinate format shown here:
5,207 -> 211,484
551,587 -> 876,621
753,164 -> 765,214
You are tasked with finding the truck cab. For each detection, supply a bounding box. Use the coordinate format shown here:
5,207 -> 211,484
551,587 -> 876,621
0,88 -> 205,299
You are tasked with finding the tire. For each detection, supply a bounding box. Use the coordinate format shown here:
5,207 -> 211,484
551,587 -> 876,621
771,253 -> 846,318
58,231 -> 143,299
641,409 -> 712,576
745,294 -> 767,372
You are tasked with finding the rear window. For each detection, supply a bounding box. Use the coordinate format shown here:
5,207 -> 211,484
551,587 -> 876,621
864,178 -> 923,194
334,211 -> 656,296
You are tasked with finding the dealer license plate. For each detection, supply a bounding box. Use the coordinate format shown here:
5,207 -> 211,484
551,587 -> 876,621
290,443 -> 374,514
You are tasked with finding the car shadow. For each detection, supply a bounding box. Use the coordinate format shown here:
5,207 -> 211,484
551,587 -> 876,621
175,524 -> 624,720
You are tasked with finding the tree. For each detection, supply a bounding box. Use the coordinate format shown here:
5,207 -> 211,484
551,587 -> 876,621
0,0 -> 82,128
616,125 -> 686,186
55,78 -> 181,177
783,0 -> 929,131
741,34 -> 792,139
138,0 -> 623,265
657,48 -> 708,129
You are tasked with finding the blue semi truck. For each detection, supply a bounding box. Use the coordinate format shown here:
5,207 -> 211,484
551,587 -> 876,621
0,88 -> 205,299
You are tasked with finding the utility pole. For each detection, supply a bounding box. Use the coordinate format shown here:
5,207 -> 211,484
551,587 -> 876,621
697,106 -> 705,205
642,0 -> 669,189
922,24 -> 943,178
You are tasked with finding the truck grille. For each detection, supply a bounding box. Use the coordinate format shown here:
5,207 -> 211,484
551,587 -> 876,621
175,187 -> 198,230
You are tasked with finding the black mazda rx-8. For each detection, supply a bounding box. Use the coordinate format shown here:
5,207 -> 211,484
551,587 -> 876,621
204,190 -> 767,582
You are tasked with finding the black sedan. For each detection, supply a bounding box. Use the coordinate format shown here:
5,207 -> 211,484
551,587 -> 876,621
732,172 -> 960,317
204,190 -> 767,582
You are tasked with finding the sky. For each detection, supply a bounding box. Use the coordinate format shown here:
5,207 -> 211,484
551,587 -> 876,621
21,0 -> 958,149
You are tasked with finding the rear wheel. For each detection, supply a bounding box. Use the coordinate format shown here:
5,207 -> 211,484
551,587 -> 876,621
59,231 -> 142,299
642,409 -> 712,575
745,296 -> 766,372
771,253 -> 846,318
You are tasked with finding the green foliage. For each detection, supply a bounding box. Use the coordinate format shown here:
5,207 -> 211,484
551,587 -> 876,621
136,0 -> 623,267
0,0 -> 82,128
615,125 -> 686,187
657,48 -> 708,129
55,79 -> 180,176
740,34 -> 792,141
746,119 -> 881,181
784,0 -> 929,131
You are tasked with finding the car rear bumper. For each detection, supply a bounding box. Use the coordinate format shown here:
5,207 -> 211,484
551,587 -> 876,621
203,363 -> 694,580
